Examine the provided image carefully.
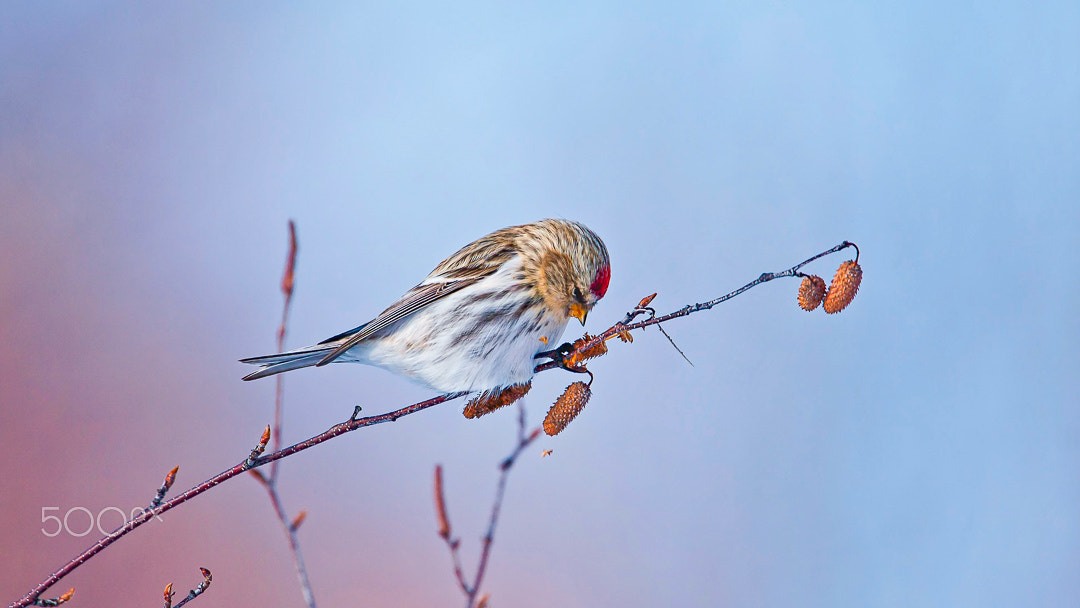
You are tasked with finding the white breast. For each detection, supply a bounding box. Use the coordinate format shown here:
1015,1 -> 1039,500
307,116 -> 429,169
348,256 -> 569,392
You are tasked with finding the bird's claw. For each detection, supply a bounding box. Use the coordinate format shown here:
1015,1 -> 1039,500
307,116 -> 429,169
536,341 -> 595,381
535,341 -> 576,365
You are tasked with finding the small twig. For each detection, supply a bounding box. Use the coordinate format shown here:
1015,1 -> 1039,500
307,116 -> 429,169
259,483 -> 316,608
477,432 -> 541,605
436,402 -> 543,608
434,467 -> 451,541
654,323 -> 693,366
624,298 -> 693,366
434,465 -> 469,596
254,220 -> 317,608
271,219 -> 298,483
163,568 -> 212,608
534,240 -> 857,374
29,589 -> 72,607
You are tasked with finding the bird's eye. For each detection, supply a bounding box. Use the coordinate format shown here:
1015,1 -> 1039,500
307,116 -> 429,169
572,287 -> 583,301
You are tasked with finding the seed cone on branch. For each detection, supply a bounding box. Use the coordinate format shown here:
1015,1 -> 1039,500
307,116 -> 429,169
544,382 -> 591,436
463,381 -> 532,419
797,275 -> 827,311
565,333 -> 609,367
823,260 -> 863,314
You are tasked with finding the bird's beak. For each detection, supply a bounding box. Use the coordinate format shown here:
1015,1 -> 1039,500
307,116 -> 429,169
569,302 -> 588,326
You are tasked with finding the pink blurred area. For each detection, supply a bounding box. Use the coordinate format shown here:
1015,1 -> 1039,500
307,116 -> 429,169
0,14 -> 461,600
0,170 -> 471,606
2,169 -> 320,604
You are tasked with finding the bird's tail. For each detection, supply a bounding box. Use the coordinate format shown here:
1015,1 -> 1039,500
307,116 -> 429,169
240,345 -> 338,381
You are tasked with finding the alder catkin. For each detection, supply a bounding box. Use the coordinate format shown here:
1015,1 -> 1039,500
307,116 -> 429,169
566,333 -> 609,366
823,260 -> 862,314
543,382 -> 591,436
797,275 -> 827,311
463,381 -> 532,419
576,335 -> 609,361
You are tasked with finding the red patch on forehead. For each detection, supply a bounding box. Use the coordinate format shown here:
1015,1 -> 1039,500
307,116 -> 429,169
590,264 -> 610,299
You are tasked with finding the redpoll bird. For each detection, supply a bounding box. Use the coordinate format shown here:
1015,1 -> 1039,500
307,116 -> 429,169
241,219 -> 611,394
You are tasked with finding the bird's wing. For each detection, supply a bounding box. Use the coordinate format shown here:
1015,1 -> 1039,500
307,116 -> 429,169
315,244 -> 518,366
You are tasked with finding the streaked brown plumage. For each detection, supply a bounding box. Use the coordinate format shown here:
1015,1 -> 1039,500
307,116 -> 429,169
241,219 -> 611,394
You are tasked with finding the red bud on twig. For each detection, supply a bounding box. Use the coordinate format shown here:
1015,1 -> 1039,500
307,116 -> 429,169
290,509 -> 308,532
434,465 -> 451,540
245,425 -> 272,468
151,465 -> 181,508
281,220 -> 297,298
637,293 -> 658,308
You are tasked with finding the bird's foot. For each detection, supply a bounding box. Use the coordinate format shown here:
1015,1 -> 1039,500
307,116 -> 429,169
535,341 -> 576,365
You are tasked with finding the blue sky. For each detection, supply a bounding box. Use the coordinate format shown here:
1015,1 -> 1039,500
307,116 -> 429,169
2,2 -> 1077,606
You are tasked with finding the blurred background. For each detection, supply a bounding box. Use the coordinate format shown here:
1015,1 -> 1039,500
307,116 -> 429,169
2,2 -> 1077,606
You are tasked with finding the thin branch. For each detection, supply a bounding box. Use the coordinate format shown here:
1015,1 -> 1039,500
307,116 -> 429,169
473,413 -> 540,606
10,240 -> 855,607
654,323 -> 693,366
271,219 -> 298,482
10,391 -> 469,608
433,465 -> 468,596
253,478 -> 316,608
534,240 -> 857,373
251,219 -> 318,607
163,568 -> 212,608
435,402 -> 542,608
28,588 -> 72,607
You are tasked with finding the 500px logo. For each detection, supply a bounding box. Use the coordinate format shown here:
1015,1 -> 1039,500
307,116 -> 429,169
41,506 -> 165,537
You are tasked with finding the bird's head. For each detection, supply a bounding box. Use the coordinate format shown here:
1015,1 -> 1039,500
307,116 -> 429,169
533,220 -> 610,326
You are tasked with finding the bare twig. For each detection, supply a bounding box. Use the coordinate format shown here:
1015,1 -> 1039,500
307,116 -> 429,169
10,392 -> 469,608
534,240 -> 858,373
251,220 -> 318,608
654,321 -> 693,366
435,402 -> 543,608
163,568 -> 212,608
10,240 -> 856,607
433,465 -> 468,596
29,589 -> 72,607
434,467 -> 451,541
271,219 -> 298,482
253,478 -> 316,608
618,294 -> 693,365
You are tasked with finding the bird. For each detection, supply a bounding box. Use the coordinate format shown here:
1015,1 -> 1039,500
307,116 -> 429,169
240,219 -> 611,399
